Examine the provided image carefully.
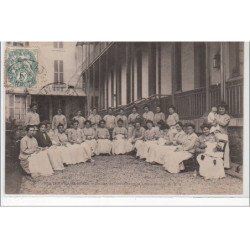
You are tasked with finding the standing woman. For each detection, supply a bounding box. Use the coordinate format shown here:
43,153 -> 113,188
142,105 -> 154,125
163,123 -> 197,174
214,102 -> 231,169
127,106 -> 140,138
112,119 -> 128,155
95,119 -> 112,155
153,105 -> 165,126
82,120 -> 97,156
115,108 -> 128,128
25,103 -> 40,126
52,108 -> 67,130
73,110 -> 86,129
166,105 -> 179,139
103,107 -> 116,139
88,107 -> 102,129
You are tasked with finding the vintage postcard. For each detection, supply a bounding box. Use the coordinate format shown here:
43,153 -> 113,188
1,42 -> 249,206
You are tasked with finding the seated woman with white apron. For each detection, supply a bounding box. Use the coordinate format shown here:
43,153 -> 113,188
82,120 -> 97,156
196,123 -> 226,180
19,125 -> 54,178
136,120 -> 160,160
95,119 -> 112,155
112,119 -> 129,155
67,119 -> 92,164
163,123 -> 198,174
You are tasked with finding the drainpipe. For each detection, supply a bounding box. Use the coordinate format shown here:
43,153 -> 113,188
220,42 -> 226,102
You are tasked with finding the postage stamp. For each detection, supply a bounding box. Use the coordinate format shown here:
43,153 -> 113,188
5,48 -> 38,88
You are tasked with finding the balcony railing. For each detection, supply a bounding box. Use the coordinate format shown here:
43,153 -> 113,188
175,77 -> 243,119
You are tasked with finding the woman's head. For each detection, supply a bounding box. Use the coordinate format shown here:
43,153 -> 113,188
26,125 -> 35,136
186,122 -> 195,134
168,105 -> 176,114
38,122 -> 47,132
46,122 -> 51,130
146,120 -> 153,129
144,105 -> 149,112
135,121 -> 141,129
57,108 -> 62,115
175,121 -> 183,132
117,118 -> 123,127
132,106 -> 137,113
200,123 -> 211,136
119,108 -> 124,115
57,123 -> 64,133
218,102 -> 228,115
84,120 -> 91,128
99,119 -> 106,128
72,119 -> 79,129
92,107 -> 97,115
107,107 -> 113,115
156,106 -> 161,113
30,103 -> 38,112
76,110 -> 82,116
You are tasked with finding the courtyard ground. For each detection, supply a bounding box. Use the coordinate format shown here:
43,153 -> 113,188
16,155 -> 243,195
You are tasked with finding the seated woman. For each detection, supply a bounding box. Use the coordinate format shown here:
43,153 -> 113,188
19,125 -> 54,177
112,119 -> 128,155
35,122 -> 65,171
82,120 -> 97,156
46,121 -> 58,145
68,119 -> 92,164
136,120 -> 159,160
54,123 -> 77,165
130,120 -> 146,154
95,119 -> 112,155
196,123 -> 225,180
163,122 -> 198,174
146,122 -> 172,164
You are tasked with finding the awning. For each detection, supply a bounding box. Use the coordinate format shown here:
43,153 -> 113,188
28,83 -> 86,96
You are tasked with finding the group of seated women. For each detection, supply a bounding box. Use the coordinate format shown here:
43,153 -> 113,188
19,102 -> 230,180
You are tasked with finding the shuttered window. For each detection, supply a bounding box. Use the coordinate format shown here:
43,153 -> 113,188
54,60 -> 64,83
53,42 -> 63,49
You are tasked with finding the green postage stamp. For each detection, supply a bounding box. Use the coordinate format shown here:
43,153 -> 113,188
6,48 -> 38,88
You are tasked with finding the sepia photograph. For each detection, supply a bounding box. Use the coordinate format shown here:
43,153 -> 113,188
2,41 -> 246,196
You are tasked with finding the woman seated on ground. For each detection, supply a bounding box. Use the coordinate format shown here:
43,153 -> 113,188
46,121 -> 57,145
135,120 -> 160,160
196,123 -> 225,180
146,122 -> 172,164
112,119 -> 129,155
95,119 -> 112,155
163,122 -> 198,174
53,123 -> 77,166
35,122 -> 65,171
19,125 -> 54,177
82,120 -> 97,156
130,120 -> 146,153
68,119 -> 92,164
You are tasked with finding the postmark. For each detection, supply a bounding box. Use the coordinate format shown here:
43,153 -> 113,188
6,49 -> 38,88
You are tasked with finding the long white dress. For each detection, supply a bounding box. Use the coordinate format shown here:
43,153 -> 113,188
163,132 -> 197,174
19,135 -> 54,176
112,127 -> 128,155
82,127 -> 97,156
197,141 -> 225,180
95,127 -> 112,155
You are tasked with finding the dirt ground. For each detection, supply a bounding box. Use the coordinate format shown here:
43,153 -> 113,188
18,155 -> 243,195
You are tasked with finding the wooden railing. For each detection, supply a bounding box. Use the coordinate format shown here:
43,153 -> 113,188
102,77 -> 243,120
226,77 -> 243,117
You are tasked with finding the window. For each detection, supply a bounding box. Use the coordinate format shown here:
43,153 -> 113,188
54,60 -> 64,83
174,43 -> 182,92
54,42 -> 63,49
14,95 -> 27,121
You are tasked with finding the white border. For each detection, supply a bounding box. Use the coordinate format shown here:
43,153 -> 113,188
1,42 -> 249,207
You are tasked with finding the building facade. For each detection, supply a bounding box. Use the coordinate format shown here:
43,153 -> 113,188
5,42 -> 85,125
77,42 -> 243,121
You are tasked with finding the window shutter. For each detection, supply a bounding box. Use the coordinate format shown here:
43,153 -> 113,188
9,94 -> 15,119
59,42 -> 63,48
